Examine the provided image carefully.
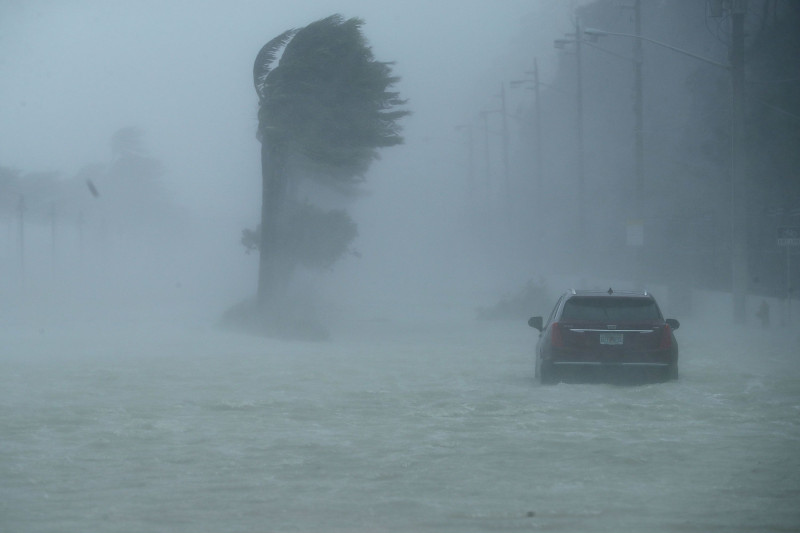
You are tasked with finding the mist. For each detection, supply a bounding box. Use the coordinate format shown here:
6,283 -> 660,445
2,1 -> 800,531
0,1 -> 580,325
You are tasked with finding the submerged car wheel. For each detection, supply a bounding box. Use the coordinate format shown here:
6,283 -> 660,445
538,360 -> 557,385
657,361 -> 679,382
667,360 -> 679,381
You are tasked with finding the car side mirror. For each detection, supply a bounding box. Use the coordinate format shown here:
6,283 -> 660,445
666,318 -> 680,331
528,316 -> 543,331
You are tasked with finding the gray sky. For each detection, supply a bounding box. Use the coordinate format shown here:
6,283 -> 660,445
0,0 -> 592,308
0,1 -> 579,213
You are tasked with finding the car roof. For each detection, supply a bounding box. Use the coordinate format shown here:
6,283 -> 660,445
565,288 -> 654,298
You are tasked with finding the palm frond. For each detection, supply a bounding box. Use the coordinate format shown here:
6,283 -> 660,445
253,28 -> 297,100
256,13 -> 408,180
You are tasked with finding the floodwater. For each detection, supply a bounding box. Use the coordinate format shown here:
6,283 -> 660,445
2,301 -> 799,532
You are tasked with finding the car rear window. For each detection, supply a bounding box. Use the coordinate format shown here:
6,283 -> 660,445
561,297 -> 662,322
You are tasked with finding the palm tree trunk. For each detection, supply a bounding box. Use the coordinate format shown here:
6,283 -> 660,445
257,141 -> 288,308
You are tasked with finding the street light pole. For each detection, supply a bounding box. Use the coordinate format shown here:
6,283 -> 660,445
17,195 -> 25,282
455,124 -> 475,204
630,0 -> 646,287
499,83 -> 510,214
533,59 -> 543,211
633,0 -> 644,224
583,28 -> 730,69
575,19 -> 586,243
584,1 -> 749,324
480,103 -> 509,215
480,110 -> 492,201
51,204 -> 57,278
555,18 -> 587,243
730,5 -> 748,324
511,58 -> 545,226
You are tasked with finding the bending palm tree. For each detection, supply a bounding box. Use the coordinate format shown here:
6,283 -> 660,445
252,14 -> 409,307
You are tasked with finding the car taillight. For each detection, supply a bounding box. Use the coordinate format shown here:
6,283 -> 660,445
551,322 -> 565,348
659,323 -> 673,349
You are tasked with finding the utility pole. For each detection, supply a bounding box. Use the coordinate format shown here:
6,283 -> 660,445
455,124 -> 475,205
575,18 -> 586,243
78,212 -> 85,265
17,195 -> 25,281
585,0 -> 748,323
511,59 -> 545,227
499,82 -> 511,214
730,2 -> 748,324
633,0 -> 644,209
51,204 -> 57,277
633,0 -> 645,286
480,103 -> 508,214
480,110 -> 492,202
533,59 -> 543,215
555,18 -> 587,244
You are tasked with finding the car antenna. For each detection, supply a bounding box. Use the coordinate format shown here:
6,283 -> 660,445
608,287 -> 613,294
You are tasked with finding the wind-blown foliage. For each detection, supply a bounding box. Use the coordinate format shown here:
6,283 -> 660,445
256,15 -> 409,183
248,14 -> 409,312
253,29 -> 298,105
241,203 -> 358,270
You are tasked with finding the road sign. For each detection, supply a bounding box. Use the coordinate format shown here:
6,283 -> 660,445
626,220 -> 644,246
777,226 -> 800,246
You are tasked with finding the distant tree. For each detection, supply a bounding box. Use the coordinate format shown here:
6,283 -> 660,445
111,126 -> 146,159
102,127 -> 172,230
0,166 -> 21,215
678,1 -> 800,294
745,1 -> 800,209
6,171 -> 61,223
251,14 -> 409,307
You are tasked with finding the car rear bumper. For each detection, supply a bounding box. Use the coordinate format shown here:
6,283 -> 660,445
552,361 -> 669,368
542,359 -> 676,383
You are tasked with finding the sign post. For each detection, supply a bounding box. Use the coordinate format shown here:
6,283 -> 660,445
627,220 -> 645,290
777,227 -> 800,324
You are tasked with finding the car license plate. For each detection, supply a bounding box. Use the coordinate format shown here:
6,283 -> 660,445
600,332 -> 623,345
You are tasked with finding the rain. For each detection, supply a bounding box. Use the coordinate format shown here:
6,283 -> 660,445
1,1 -> 799,531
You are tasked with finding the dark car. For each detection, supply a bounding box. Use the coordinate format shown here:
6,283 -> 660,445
528,289 -> 679,384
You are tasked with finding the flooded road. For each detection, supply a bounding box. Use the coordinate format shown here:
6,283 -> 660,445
2,306 -> 799,532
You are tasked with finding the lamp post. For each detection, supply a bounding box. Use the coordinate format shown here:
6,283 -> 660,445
584,0 -> 749,324
454,124 -> 475,205
479,109 -> 494,201
632,1 -> 644,225
17,195 -> 25,281
510,58 -> 544,218
480,101 -> 510,216
555,19 -> 587,244
50,204 -> 56,278
498,83 -> 510,212
581,28 -> 730,69
581,1 -> 646,286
